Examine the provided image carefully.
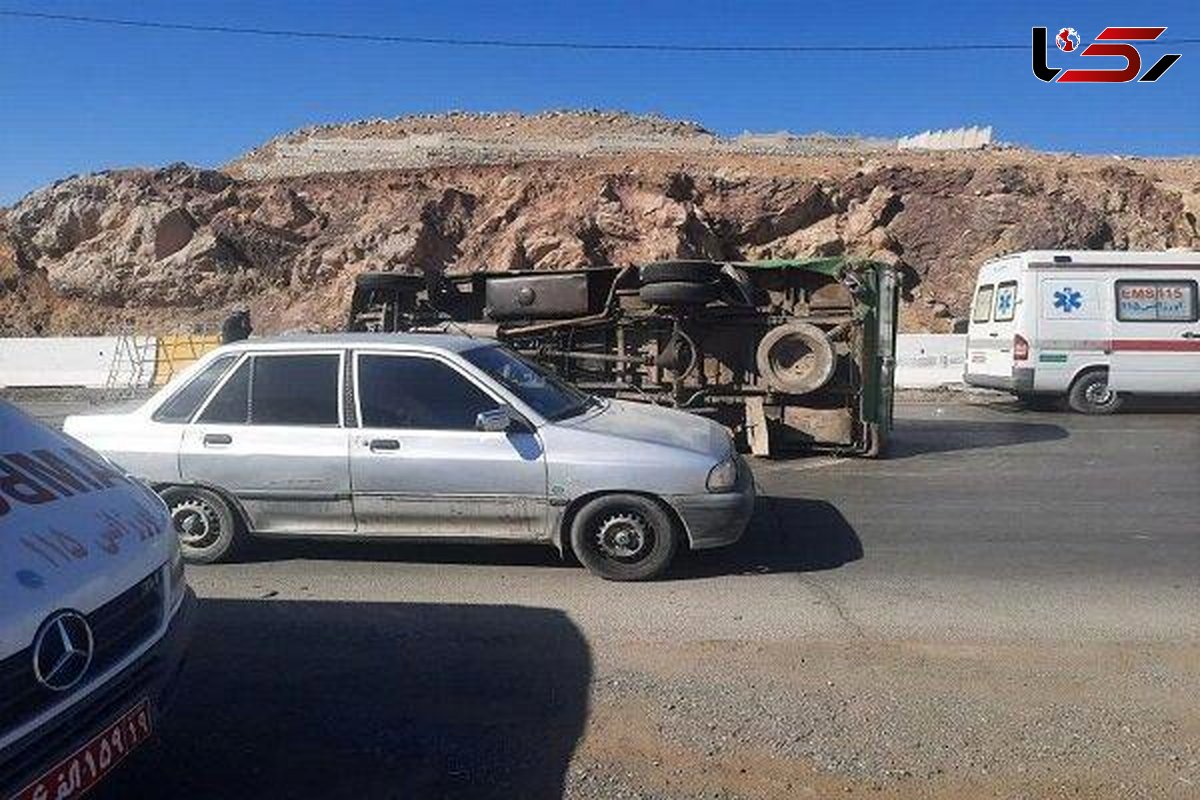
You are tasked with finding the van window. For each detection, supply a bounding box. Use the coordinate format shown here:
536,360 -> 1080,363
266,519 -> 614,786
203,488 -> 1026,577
972,285 -> 994,323
197,360 -> 250,424
251,354 -> 341,426
1115,280 -> 1199,322
357,354 -> 495,430
994,282 -> 1017,322
154,355 -> 237,423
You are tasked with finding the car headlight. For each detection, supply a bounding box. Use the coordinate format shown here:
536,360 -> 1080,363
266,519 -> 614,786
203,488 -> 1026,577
706,456 -> 739,493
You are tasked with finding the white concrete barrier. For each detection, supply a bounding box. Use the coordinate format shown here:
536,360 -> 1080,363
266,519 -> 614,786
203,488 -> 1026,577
3,333 -> 965,390
0,337 -> 157,388
895,334 -> 966,388
898,126 -> 993,151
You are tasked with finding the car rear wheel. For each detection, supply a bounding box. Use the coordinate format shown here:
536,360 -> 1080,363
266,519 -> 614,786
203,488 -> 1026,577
569,494 -> 679,581
160,485 -> 242,564
1068,369 -> 1124,415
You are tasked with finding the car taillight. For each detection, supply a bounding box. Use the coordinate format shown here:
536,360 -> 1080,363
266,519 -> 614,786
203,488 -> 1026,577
1013,334 -> 1029,361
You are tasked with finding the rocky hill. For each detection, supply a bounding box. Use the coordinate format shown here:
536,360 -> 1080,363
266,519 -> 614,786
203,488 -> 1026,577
1,111 -> 1196,336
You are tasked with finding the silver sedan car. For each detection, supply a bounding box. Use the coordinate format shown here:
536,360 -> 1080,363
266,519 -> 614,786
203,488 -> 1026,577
64,334 -> 754,580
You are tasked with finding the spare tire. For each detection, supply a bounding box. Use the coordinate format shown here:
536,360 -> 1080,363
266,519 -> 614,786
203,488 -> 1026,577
640,261 -> 722,284
640,280 -> 721,306
756,322 -> 837,395
355,272 -> 424,291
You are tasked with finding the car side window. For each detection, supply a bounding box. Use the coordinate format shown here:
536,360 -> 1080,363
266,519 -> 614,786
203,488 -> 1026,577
153,355 -> 237,423
358,354 -> 496,430
197,359 -> 251,424
251,354 -> 341,426
972,285 -> 994,323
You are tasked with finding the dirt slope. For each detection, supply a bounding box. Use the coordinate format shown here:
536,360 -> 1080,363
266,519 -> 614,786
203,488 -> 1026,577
1,112 -> 1196,336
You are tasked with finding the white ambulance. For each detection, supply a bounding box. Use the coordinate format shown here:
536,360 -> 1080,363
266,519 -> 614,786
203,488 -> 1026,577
964,250 -> 1200,413
0,399 -> 194,798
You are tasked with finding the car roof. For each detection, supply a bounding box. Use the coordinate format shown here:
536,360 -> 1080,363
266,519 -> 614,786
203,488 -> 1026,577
216,332 -> 493,354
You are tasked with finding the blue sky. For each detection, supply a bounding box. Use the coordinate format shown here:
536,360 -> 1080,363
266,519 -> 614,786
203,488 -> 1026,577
1,1 -> 1196,205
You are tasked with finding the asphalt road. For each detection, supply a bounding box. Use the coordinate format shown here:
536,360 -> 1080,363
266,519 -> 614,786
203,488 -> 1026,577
10,394 -> 1199,798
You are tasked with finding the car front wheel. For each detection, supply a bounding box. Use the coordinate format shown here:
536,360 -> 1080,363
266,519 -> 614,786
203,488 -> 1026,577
160,485 -> 242,564
569,494 -> 679,581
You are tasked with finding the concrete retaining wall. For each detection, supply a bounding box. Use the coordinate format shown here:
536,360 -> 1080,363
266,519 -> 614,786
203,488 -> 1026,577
895,334 -> 966,388
897,126 -> 993,151
0,337 -> 157,388
2,334 -> 968,390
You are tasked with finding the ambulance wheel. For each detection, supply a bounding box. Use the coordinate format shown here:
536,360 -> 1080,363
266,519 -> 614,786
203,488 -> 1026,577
1068,370 -> 1124,415
160,485 -> 242,563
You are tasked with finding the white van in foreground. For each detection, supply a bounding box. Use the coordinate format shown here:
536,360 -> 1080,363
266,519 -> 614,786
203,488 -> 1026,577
965,250 -> 1200,413
0,400 -> 194,798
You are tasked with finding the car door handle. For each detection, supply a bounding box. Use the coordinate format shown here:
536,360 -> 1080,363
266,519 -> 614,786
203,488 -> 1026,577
1182,331 -> 1200,339
369,438 -> 401,452
203,433 -> 233,446
988,332 -> 999,338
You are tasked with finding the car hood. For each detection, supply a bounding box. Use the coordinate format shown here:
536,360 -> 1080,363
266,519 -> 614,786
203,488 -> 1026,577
0,400 -> 173,661
554,399 -> 732,459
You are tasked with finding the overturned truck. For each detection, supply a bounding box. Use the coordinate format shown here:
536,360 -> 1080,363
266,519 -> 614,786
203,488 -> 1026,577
348,258 -> 898,456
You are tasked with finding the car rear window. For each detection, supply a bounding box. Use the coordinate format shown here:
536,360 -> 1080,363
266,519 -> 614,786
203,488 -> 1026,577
1116,279 -> 1199,322
972,285 -> 995,323
251,354 -> 341,426
153,355 -> 237,423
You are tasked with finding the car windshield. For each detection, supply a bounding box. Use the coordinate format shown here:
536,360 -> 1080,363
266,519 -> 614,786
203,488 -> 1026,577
463,345 -> 596,421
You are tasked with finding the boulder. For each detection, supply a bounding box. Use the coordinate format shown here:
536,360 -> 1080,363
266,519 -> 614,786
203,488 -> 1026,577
154,208 -> 198,260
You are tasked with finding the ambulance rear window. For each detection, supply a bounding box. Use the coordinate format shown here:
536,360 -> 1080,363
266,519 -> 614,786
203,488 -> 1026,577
972,285 -> 994,323
994,281 -> 1017,322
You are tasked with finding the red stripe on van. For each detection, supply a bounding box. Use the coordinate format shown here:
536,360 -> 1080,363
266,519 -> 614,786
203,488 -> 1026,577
1110,339 -> 1200,352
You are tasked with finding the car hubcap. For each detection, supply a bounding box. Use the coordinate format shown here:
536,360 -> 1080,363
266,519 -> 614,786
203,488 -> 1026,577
171,498 -> 220,549
596,512 -> 652,562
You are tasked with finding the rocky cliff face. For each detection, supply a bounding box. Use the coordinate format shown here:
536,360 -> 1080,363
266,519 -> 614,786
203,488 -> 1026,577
1,113 -> 1196,335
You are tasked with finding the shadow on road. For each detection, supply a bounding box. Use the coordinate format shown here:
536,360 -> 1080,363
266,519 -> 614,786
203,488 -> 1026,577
95,600 -> 591,800
674,497 -> 862,579
887,417 -> 1069,458
239,536 -> 571,569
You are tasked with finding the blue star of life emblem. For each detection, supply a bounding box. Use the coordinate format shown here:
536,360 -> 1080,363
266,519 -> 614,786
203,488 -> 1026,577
997,293 -> 1013,315
1053,288 -> 1083,313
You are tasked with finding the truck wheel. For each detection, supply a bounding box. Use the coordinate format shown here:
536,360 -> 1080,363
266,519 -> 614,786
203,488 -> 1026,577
354,272 -> 423,291
1068,370 -> 1124,415
160,485 -> 242,564
569,494 -> 679,581
640,261 -> 721,284
756,322 -> 836,394
640,280 -> 721,306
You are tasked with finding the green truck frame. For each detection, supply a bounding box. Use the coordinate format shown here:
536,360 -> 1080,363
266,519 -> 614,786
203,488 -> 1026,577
348,257 -> 898,456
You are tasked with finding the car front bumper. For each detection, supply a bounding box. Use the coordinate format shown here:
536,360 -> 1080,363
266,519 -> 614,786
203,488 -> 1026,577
0,588 -> 196,797
668,461 -> 756,550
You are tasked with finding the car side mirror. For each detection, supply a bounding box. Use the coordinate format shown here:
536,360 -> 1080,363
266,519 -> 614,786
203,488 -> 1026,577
475,407 -> 514,433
